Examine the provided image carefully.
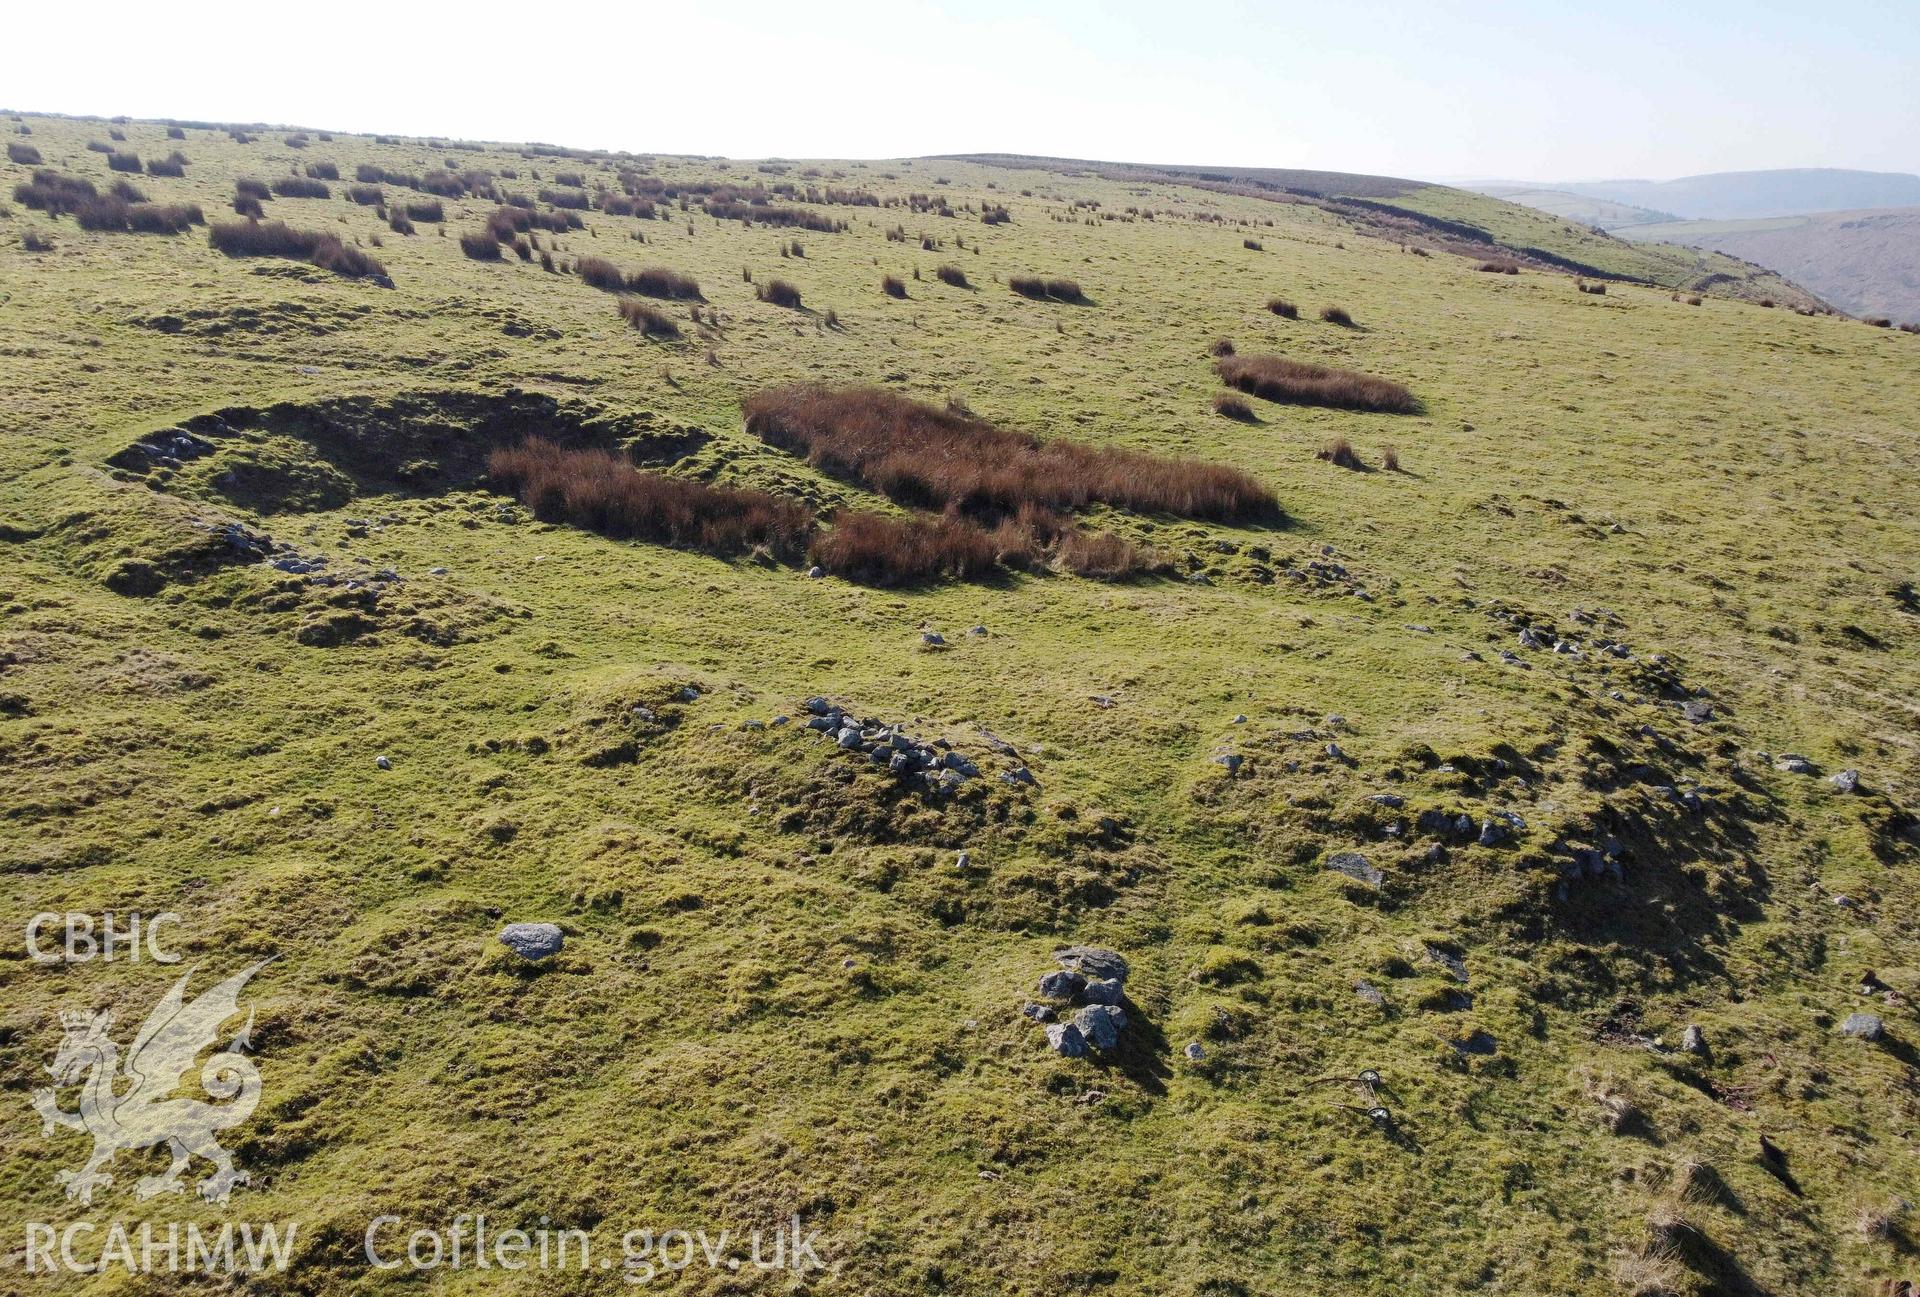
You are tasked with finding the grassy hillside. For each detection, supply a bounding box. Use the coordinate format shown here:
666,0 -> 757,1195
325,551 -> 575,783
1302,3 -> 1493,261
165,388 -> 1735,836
3,111 -> 1920,1296
1359,184 -> 1828,306
1621,208 -> 1920,325
1477,186 -> 1680,230
942,156 -> 1821,306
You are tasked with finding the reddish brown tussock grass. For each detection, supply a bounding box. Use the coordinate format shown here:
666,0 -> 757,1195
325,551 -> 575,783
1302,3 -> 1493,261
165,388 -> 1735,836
1266,297 -> 1299,318
618,298 -> 682,338
807,510 -> 999,586
757,278 -> 803,308
489,440 -> 812,560
1008,274 -> 1086,302
744,385 -> 1276,522
1320,304 -> 1355,326
1317,438 -> 1363,469
1215,355 -> 1417,414
208,220 -> 387,278
1212,392 -> 1255,421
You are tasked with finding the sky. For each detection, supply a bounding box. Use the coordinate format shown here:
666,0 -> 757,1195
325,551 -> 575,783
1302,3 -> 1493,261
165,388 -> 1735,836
8,0 -> 1917,181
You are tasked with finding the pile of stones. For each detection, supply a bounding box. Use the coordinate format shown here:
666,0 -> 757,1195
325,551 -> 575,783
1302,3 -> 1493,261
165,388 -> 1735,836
801,698 -> 1033,792
1024,946 -> 1131,1057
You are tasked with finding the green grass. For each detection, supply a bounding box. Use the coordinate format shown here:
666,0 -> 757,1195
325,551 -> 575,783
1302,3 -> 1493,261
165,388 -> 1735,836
2,112 -> 1918,1295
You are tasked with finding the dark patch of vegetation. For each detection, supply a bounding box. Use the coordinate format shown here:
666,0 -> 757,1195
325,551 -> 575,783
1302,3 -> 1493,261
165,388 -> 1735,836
882,274 -> 907,299
1318,437 -> 1363,469
757,278 -> 803,308
405,199 -> 444,223
1210,337 -> 1235,357
744,386 -> 1276,522
1478,259 -> 1521,274
1244,238 -> 1263,251
539,186 -> 591,211
21,228 -> 54,252
1576,281 -> 1607,296
1320,304 -> 1355,326
76,198 -> 203,234
106,151 -> 142,173
233,195 -> 264,218
1266,297 -> 1298,319
1009,275 -> 1086,302
1215,355 -> 1418,414
235,178 -> 271,200
490,440 -> 811,560
305,161 -> 339,180
460,231 -> 502,260
145,155 -> 185,177
348,184 -> 384,206
208,220 -> 388,279
13,170 -> 98,217
935,264 -> 970,288
981,204 -> 1012,225
706,202 -> 844,232
617,299 -> 682,339
8,142 -> 42,165
629,266 -> 702,300
272,176 -> 330,199
1213,392 -> 1255,421
809,510 -> 998,586
1381,444 -> 1401,472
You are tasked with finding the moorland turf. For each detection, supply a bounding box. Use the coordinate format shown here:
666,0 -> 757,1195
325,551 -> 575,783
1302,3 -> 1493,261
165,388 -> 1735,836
1,111 -> 1918,1295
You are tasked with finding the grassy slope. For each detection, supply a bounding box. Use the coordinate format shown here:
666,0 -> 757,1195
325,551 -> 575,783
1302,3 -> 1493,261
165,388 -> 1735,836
1476,186 -> 1680,229
1365,184 -> 1827,305
2,114 -> 1919,1296
1620,208 -> 1920,324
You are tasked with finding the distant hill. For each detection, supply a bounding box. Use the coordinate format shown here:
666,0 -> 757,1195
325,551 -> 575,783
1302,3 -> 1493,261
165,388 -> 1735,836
1545,168 -> 1920,221
1476,187 -> 1678,229
1619,207 -> 1920,323
938,154 -> 1826,307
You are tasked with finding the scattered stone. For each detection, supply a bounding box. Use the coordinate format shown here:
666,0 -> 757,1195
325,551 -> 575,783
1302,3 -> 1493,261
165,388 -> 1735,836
806,565 -> 825,578
1000,766 -> 1038,787
1681,700 -> 1713,724
921,631 -> 946,646
1353,980 -> 1386,1007
429,566 -> 447,575
1831,769 -> 1861,794
1045,1023 -> 1088,1057
1681,1024 -> 1706,1055
1426,945 -> 1470,984
374,754 -> 392,770
498,922 -> 564,961
1368,793 -> 1405,809
1324,852 -> 1383,888
1231,714 -> 1247,724
1074,1004 -> 1127,1052
1477,819 -> 1508,847
1037,969 -> 1086,1000
1214,753 -> 1243,776
968,625 -> 988,637
1184,1042 -> 1206,1062
676,686 -> 700,702
1022,1001 -> 1055,1023
1776,754 -> 1816,775
836,726 -> 864,750
1055,946 -> 1130,983
1081,978 -> 1125,1006
1325,742 -> 1346,760
1841,1012 -> 1885,1042
1090,694 -> 1115,709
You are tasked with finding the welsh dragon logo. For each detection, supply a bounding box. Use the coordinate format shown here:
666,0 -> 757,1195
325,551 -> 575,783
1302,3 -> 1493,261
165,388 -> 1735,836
31,961 -> 270,1206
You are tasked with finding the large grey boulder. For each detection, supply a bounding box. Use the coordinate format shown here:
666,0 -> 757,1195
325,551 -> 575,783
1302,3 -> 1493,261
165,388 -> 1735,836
1841,1012 -> 1885,1041
1045,1023 -> 1088,1057
1080,978 -> 1125,1006
1324,852 -> 1382,888
498,922 -> 564,961
1037,969 -> 1086,1000
1074,1004 -> 1128,1052
1054,946 -> 1130,984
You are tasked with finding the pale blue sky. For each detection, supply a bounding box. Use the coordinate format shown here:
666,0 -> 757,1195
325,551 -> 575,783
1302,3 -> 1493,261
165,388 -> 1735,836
9,0 -> 1916,179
